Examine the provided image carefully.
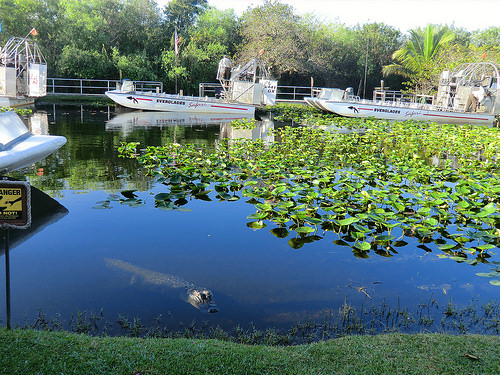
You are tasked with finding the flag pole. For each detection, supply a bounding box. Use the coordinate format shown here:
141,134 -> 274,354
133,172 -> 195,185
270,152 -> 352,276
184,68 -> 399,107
174,27 -> 178,94
24,27 -> 38,39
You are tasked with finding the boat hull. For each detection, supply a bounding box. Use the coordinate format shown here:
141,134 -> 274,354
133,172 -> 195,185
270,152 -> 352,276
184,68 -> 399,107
0,134 -> 67,173
304,97 -> 325,110
317,100 -> 496,126
105,90 -> 256,115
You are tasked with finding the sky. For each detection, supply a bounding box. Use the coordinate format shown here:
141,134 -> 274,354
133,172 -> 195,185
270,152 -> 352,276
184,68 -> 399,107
156,0 -> 500,33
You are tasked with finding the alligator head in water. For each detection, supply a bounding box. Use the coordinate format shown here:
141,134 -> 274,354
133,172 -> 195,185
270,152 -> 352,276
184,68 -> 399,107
186,287 -> 219,313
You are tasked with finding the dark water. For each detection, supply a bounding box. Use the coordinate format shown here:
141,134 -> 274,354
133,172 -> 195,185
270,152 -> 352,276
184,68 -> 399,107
0,104 -> 498,337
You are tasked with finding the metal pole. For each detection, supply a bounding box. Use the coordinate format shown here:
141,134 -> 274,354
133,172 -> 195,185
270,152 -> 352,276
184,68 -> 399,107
175,55 -> 178,94
363,38 -> 369,99
4,228 -> 11,329
174,27 -> 178,94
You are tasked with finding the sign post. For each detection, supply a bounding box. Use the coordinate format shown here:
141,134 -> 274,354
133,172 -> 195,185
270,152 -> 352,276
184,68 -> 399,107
3,229 -> 10,329
0,179 -> 31,329
0,180 -> 31,229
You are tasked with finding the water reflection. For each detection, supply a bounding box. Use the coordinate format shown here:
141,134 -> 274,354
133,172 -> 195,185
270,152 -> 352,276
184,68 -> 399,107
105,110 -> 254,135
1,180 -> 68,328
220,115 -> 275,145
27,112 -> 49,135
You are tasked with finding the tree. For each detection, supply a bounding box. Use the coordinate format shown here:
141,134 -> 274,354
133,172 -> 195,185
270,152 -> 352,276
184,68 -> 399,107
163,0 -> 208,33
161,8 -> 239,94
112,49 -> 159,81
353,23 -> 402,97
57,45 -> 115,78
0,0 -> 64,75
0,0 -> 41,40
113,0 -> 165,57
190,8 -> 240,56
471,26 -> 500,48
382,24 -> 455,94
237,0 -> 309,82
56,0 -> 165,79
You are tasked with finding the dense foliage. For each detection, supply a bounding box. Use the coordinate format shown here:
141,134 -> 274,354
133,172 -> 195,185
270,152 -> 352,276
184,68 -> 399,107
1,0 -> 499,95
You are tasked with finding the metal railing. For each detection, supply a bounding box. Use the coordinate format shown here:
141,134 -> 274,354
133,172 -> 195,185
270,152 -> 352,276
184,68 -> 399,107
276,85 -> 317,102
373,89 -> 434,104
47,78 -> 316,103
199,83 -> 316,103
46,78 -> 163,96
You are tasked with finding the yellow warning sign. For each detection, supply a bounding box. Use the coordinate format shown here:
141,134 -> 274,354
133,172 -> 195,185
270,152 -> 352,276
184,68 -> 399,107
0,181 -> 31,229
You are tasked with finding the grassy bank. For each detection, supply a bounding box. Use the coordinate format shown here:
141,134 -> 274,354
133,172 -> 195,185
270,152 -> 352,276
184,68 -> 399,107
1,328 -> 499,374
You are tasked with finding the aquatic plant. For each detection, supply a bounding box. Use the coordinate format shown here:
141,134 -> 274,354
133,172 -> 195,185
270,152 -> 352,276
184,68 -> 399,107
118,113 -> 500,280
0,106 -> 33,115
17,298 -> 500,344
230,118 -> 257,130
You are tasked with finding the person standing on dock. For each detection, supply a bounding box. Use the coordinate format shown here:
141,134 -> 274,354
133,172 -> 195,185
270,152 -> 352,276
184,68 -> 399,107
217,56 -> 232,90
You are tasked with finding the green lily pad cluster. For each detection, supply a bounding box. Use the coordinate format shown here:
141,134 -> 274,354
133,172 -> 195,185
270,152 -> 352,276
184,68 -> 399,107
230,118 -> 257,130
118,112 -> 500,272
267,102 -> 339,126
0,106 -> 33,115
93,190 -> 144,209
475,262 -> 500,286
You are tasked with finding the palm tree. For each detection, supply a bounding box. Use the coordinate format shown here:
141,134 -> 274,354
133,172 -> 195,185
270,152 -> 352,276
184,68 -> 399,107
383,24 -> 455,92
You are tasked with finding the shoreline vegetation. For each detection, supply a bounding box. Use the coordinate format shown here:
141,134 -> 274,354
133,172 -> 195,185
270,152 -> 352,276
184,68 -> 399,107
5,298 -> 500,342
0,328 -> 498,374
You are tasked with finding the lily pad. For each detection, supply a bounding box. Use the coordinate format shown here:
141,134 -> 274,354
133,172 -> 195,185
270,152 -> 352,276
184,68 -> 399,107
375,235 -> 396,242
353,241 -> 371,251
247,212 -> 267,220
295,226 -> 315,234
247,221 -> 267,229
154,193 -> 171,201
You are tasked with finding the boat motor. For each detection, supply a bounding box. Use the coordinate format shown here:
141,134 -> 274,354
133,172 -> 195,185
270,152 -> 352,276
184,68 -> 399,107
344,87 -> 354,99
120,79 -> 135,93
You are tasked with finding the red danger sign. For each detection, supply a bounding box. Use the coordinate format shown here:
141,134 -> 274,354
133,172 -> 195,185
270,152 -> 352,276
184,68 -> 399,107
0,181 -> 31,229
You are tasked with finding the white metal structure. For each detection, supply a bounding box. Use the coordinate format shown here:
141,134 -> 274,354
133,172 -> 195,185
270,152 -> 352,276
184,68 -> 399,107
218,52 -> 278,106
0,36 -> 47,102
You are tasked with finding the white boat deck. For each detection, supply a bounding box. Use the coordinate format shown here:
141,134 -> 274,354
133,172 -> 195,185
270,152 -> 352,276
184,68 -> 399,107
0,111 -> 66,173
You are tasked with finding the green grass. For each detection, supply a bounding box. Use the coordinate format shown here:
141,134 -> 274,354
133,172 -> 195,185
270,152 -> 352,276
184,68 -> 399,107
1,328 -> 498,374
